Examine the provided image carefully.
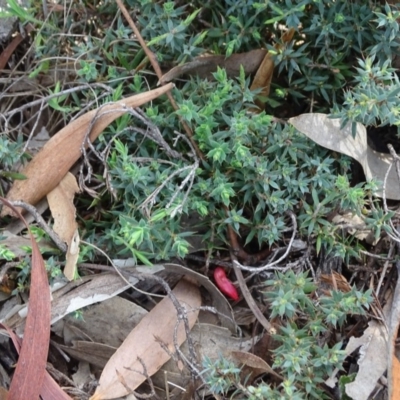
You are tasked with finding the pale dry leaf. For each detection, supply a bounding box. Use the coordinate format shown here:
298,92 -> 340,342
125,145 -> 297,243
2,83 -> 174,216
343,320 -> 388,400
0,230 -> 55,257
47,172 -> 80,280
47,172 -> 79,242
289,113 -> 400,199
335,296 -> 392,399
90,278 -> 201,400
332,212 -> 377,245
64,296 -> 148,348
5,265 -> 164,333
64,229 -> 80,280
59,341 -> 116,369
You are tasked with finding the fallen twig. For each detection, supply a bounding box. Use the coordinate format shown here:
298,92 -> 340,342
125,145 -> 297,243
115,0 -> 204,160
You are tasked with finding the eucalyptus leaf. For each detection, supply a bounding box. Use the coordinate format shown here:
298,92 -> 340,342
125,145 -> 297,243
289,113 -> 400,200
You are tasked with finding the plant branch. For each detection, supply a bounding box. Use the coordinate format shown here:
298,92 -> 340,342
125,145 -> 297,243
115,0 -> 204,160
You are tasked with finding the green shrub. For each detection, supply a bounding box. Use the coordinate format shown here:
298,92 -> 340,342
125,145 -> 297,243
202,271 -> 372,399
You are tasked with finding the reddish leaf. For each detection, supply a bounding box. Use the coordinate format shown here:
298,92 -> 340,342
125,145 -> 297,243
0,198 -> 51,400
0,25 -> 34,70
0,323 -> 72,400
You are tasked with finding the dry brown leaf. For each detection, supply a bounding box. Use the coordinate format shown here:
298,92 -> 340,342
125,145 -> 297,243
153,323 -> 258,390
0,24 -> 34,70
164,263 -> 236,333
159,49 -> 267,84
249,53 -> 274,111
2,83 -> 174,216
47,172 -> 79,242
281,28 -> 295,43
90,278 -> 201,400
289,113 -> 400,199
320,271 -> 351,293
230,350 -> 283,381
59,341 -> 116,369
64,296 -> 148,348
249,28 -> 295,112
47,172 -> 80,280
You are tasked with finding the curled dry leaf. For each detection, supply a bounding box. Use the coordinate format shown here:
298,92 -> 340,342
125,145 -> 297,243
343,318 -> 388,399
90,278 -> 201,400
159,49 -> 267,84
47,172 -> 80,280
249,52 -> 274,111
2,83 -> 174,216
230,350 -> 283,381
324,299 -> 391,400
249,28 -> 294,112
289,113 -> 400,199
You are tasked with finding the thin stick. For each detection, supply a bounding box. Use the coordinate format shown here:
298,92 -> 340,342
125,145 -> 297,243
115,0 -> 204,160
224,208 -> 276,334
229,247 -> 275,334
233,211 -> 298,272
9,200 -> 67,252
376,241 -> 396,297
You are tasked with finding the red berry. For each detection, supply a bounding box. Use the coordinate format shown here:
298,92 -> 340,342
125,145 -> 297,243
214,267 -> 239,301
